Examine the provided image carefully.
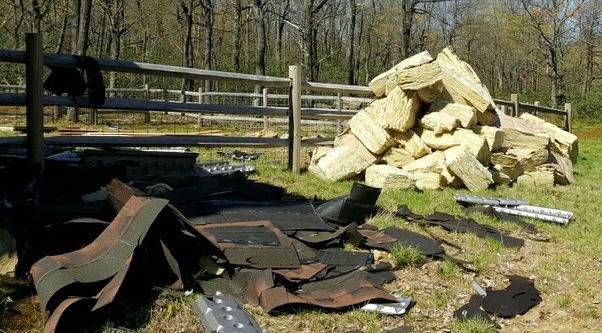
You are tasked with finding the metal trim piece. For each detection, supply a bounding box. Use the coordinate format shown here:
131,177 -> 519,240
454,193 -> 573,225
360,294 -> 412,315
192,292 -> 263,333
453,194 -> 528,207
490,205 -> 571,225
471,280 -> 487,297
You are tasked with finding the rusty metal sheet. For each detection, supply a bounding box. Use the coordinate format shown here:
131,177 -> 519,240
42,259 -> 132,332
91,254 -> 132,311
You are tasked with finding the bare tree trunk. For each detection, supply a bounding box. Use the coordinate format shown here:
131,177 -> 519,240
233,0 -> 243,72
68,0 -> 92,122
184,1 -> 195,91
580,0 -> 600,97
346,0 -> 357,85
31,0 -> 50,33
65,0 -> 81,121
54,14 -> 68,54
302,0 -> 327,82
70,0 -> 80,53
101,0 -> 126,93
7,0 -> 25,48
520,0 -> 583,107
254,0 -> 267,105
550,73 -> 558,106
400,0 -> 416,59
276,0 -> 290,63
201,0 -> 214,95
77,0 -> 92,56
582,41 -> 594,96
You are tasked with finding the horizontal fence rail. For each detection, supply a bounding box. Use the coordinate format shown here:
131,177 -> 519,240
493,93 -> 571,131
0,49 -> 292,88
0,33 -> 374,172
0,33 -> 572,173
0,93 -> 290,117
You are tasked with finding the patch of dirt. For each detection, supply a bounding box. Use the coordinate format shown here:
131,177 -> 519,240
0,274 -> 44,332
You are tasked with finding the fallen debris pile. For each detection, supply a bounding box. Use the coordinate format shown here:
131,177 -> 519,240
3,172 -> 418,332
0,148 -> 548,332
309,47 -> 578,191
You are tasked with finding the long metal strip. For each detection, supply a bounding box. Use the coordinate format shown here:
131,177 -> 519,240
513,204 -> 573,220
454,193 -> 573,225
490,206 -> 570,225
453,194 -> 528,207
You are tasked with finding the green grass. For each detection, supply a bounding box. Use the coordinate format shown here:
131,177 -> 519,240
579,306 -> 601,319
557,294 -> 573,309
447,317 -> 499,333
390,244 -> 427,268
438,259 -> 461,279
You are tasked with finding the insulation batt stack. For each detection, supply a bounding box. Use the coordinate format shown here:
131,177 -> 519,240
308,47 -> 578,191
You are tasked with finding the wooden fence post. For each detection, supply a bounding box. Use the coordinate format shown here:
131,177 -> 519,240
25,32 -> 44,170
163,88 -> 168,115
288,65 -> 302,173
564,103 -> 572,132
52,106 -> 58,122
262,87 -> 269,131
197,87 -> 203,127
336,93 -> 343,134
180,88 -> 186,116
510,93 -> 519,117
143,84 -> 150,123
91,107 -> 98,125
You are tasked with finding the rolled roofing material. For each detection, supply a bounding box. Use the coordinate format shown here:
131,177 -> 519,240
30,194 -> 205,332
31,196 -> 169,312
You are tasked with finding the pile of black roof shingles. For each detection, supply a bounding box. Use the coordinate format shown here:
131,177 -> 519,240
0,157 -> 537,332
12,174 -> 416,332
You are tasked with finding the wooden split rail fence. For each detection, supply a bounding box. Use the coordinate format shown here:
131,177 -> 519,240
0,33 -> 571,174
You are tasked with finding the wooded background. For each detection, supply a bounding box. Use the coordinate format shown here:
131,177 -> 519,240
1,0 -> 602,118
